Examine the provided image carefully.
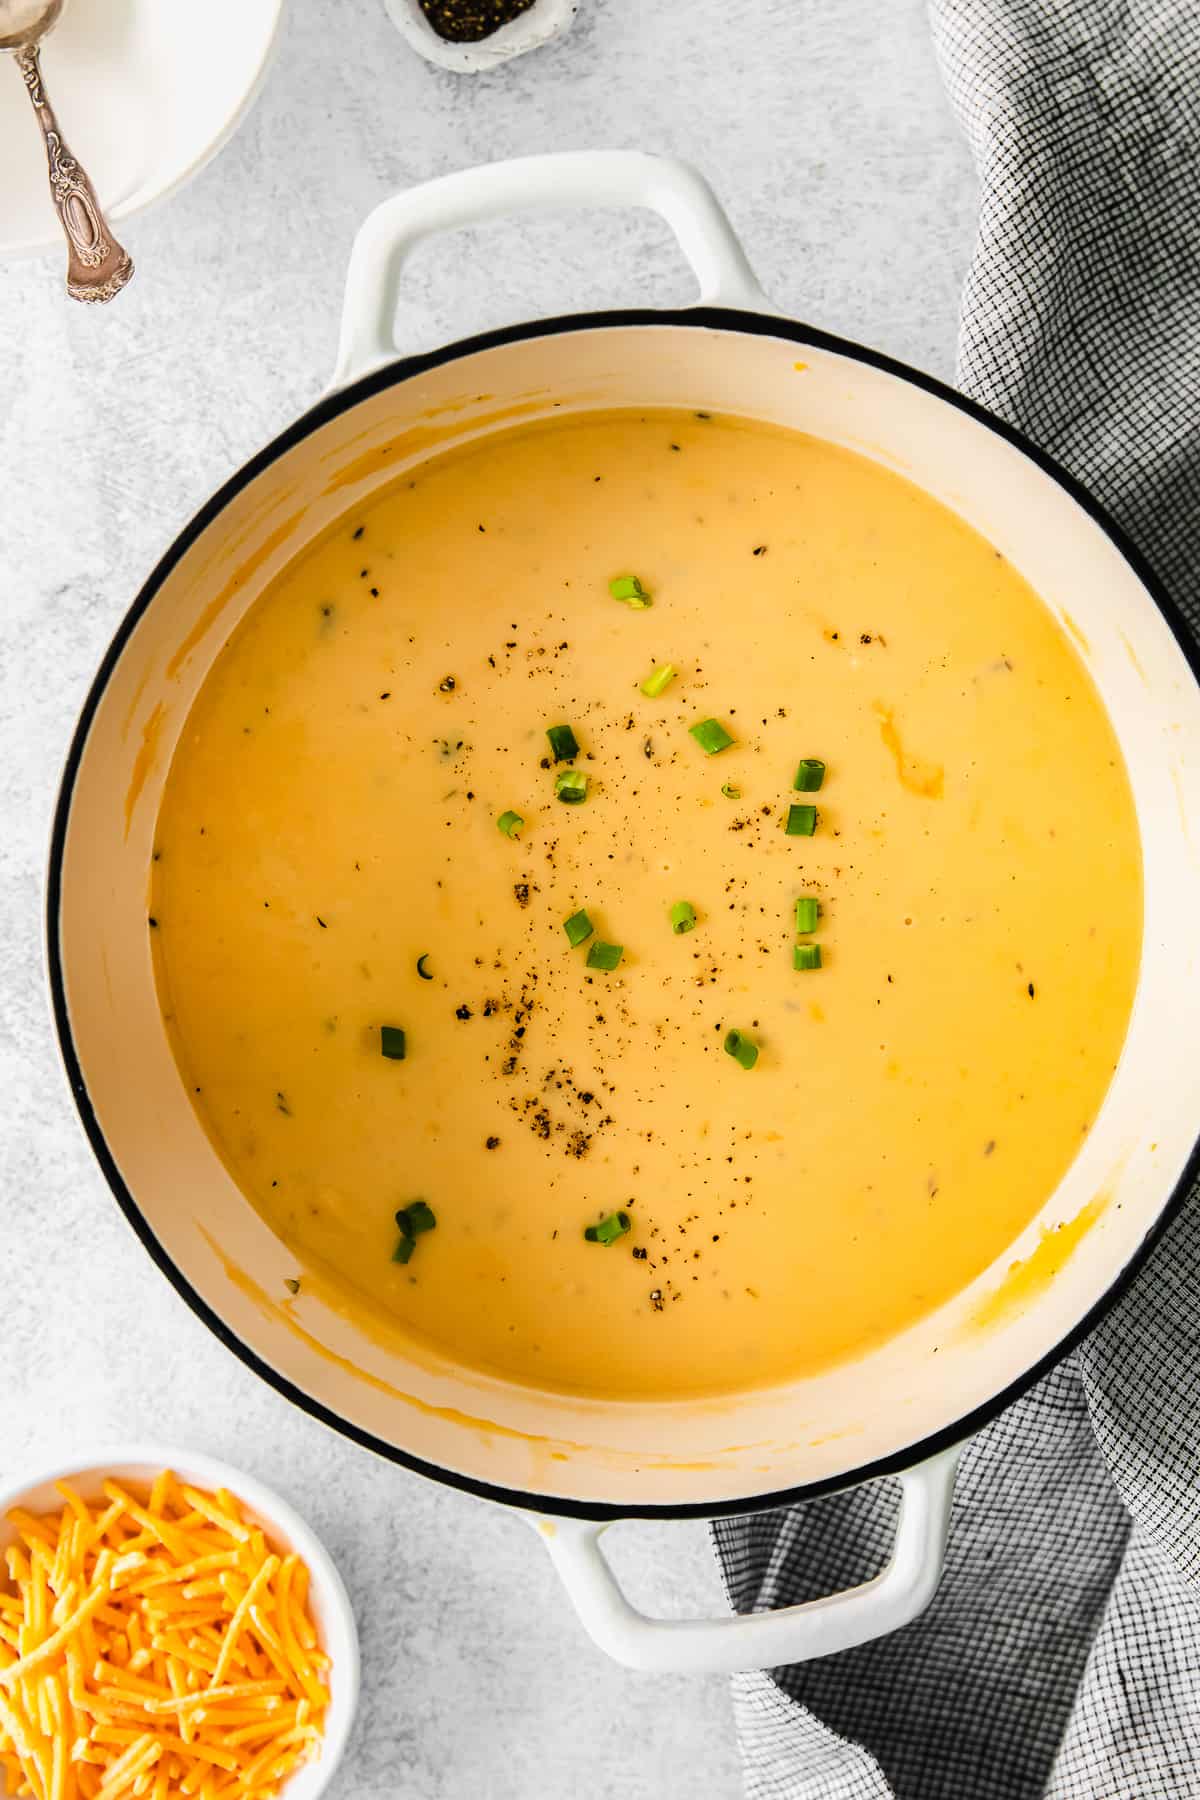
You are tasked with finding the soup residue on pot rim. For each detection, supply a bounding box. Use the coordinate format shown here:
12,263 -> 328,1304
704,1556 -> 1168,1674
150,408 -> 1141,1400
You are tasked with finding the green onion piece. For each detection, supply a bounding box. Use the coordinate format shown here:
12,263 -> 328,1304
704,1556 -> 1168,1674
564,909 -> 594,948
724,1028 -> 759,1070
584,1210 -> 631,1245
416,954 -> 433,980
586,940 -> 624,971
392,1199 -> 437,1263
555,769 -> 588,805
497,810 -> 524,837
785,803 -> 817,837
793,943 -> 822,971
721,782 -> 741,800
640,663 -> 677,699
397,1200 -> 437,1236
689,718 -> 735,755
794,896 -> 820,934
610,575 -> 652,608
546,723 -> 580,762
669,901 -> 697,935
380,1025 -> 406,1060
794,758 -> 826,792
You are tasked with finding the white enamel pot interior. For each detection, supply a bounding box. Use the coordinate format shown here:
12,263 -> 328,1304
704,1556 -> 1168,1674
47,155 -> 1200,1674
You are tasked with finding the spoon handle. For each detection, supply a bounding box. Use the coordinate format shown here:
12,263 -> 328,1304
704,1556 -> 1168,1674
17,43 -> 133,304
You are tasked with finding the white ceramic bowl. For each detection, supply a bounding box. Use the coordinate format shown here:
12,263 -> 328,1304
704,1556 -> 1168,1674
0,1447 -> 359,1799
0,0 -> 283,259
383,0 -> 578,73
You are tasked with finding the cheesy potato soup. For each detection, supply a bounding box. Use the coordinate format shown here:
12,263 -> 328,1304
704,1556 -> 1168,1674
150,410 -> 1141,1399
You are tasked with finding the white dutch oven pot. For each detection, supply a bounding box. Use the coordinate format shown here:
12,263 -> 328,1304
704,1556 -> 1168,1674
48,153 -> 1200,1675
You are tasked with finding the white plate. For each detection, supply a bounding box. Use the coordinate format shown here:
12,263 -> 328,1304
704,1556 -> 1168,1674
0,0 -> 283,258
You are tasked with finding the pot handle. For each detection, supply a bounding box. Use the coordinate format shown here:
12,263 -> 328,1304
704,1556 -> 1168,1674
332,150 -> 770,387
530,1443 -> 962,1674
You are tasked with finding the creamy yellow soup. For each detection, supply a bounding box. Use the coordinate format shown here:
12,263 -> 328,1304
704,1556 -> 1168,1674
151,409 -> 1141,1400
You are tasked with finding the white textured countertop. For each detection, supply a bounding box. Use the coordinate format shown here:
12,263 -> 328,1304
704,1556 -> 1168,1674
0,3 -> 975,1793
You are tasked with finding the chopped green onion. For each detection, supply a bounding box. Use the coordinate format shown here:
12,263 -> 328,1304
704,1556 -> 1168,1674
497,810 -> 524,837
584,1210 -> 631,1245
794,896 -> 820,933
785,803 -> 817,837
416,953 -> 433,980
564,909 -> 594,947
380,1025 -> 406,1060
392,1199 -> 437,1263
555,769 -> 588,804
721,782 -> 741,800
586,940 -> 624,971
398,1200 -> 436,1235
793,943 -> 823,971
724,1028 -> 759,1070
610,575 -> 652,608
794,758 -> 826,792
669,901 -> 697,935
640,663 -> 677,698
690,718 -> 735,755
546,723 -> 580,762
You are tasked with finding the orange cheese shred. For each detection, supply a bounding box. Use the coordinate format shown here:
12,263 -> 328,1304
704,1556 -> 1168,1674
0,1477 -> 328,1800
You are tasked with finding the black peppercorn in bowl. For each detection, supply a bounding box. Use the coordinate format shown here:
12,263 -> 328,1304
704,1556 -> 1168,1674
384,0 -> 577,73
47,153 -> 1200,1675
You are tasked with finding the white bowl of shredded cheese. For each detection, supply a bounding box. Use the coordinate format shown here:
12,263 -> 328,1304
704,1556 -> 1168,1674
0,1448 -> 359,1800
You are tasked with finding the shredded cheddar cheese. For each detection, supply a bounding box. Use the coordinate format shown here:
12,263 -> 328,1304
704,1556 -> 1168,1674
0,1474 -> 329,1800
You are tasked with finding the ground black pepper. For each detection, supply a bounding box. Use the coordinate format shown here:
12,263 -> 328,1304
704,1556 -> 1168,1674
420,0 -> 536,42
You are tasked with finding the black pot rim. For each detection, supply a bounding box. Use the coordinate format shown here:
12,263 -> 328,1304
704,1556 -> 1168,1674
45,304 -> 1200,1524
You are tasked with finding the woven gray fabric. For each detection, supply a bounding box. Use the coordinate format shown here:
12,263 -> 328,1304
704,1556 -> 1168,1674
711,2 -> 1200,1795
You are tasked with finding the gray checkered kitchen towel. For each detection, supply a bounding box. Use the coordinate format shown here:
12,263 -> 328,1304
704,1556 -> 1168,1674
711,2 -> 1200,1796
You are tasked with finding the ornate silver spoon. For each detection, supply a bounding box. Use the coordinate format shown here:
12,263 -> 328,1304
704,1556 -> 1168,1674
1,0 -> 133,302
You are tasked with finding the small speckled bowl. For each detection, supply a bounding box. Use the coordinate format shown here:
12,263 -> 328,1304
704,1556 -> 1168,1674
383,0 -> 579,73
0,1447 -> 359,1800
